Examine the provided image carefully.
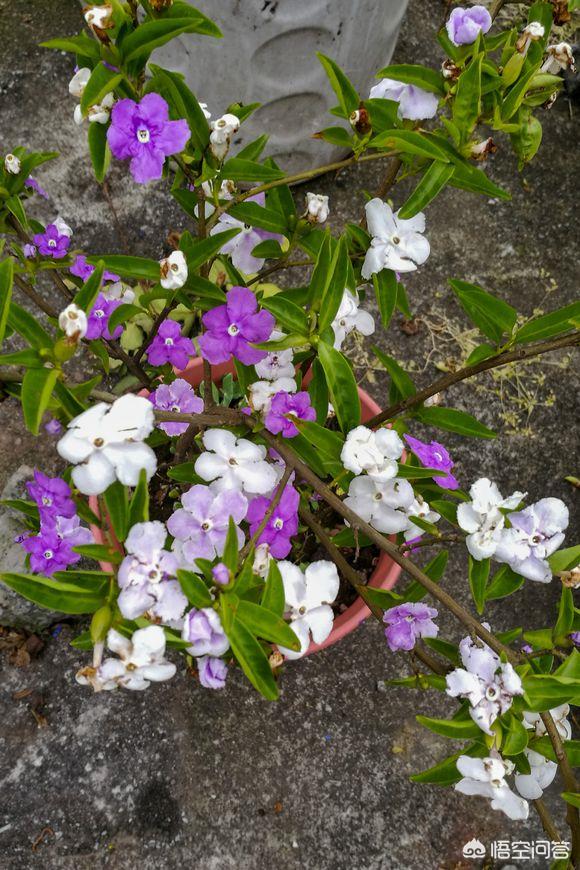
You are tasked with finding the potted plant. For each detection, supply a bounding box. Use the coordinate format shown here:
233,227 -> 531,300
1,0 -> 579,857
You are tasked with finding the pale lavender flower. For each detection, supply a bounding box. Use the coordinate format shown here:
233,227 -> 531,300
146,320 -> 195,369
44,418 -> 62,436
209,193 -> 284,273
212,563 -> 230,586
150,379 -> 203,436
264,391 -> 316,438
117,521 -> 186,622
369,79 -> 439,120
198,655 -> 228,689
383,602 -> 439,651
33,224 -> 70,259
70,254 -> 120,284
23,243 -> 36,258
167,484 -> 247,566
107,93 -> 190,184
182,607 -> 230,657
86,293 -> 123,340
25,176 -> 48,198
494,498 -> 569,583
569,632 -> 580,648
404,434 -> 459,489
446,6 -> 492,46
198,285 -> 274,366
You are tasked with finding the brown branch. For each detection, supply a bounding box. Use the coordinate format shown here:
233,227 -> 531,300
532,798 -> 563,844
100,181 -> 129,254
299,502 -> 366,592
540,711 -> 580,863
366,331 -> 580,428
13,274 -> 59,319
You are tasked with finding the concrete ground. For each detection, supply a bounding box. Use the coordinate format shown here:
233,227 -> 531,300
0,0 -> 579,867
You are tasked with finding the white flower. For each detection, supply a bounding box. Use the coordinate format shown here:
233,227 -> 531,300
68,67 -> 91,99
4,153 -> 21,174
277,560 -> 339,659
58,303 -> 88,340
254,333 -> 295,380
403,495 -> 440,541
54,216 -> 73,238
305,192 -> 329,224
523,704 -> 571,741
209,113 -> 240,160
516,21 -> 545,54
248,377 -> 297,413
494,497 -> 569,583
457,478 -> 525,561
331,288 -> 375,350
84,3 -> 113,31
514,749 -> 558,800
88,92 -> 115,124
195,178 -> 235,218
194,428 -> 277,496
541,42 -> 576,74
344,475 -> 415,534
160,250 -> 188,290
362,199 -> 430,279
200,102 -> 211,120
253,543 -> 272,578
455,755 -> 529,821
76,625 -> 176,692
446,631 -> 523,734
341,425 -> 403,480
57,395 -> 157,495
102,281 -> 135,304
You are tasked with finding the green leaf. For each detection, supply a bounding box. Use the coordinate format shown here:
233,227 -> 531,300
553,586 -> 574,642
453,53 -> 482,143
236,600 -> 300,651
371,130 -> 451,162
73,543 -> 123,564
372,269 -> 398,328
251,239 -> 284,259
317,341 -> 360,433
261,560 -> 285,617
182,274 -> 227,308
21,367 -> 59,435
314,126 -> 353,147
147,65 -> 210,152
0,572 -> 105,614
222,158 -> 285,183
107,303 -> 144,333
222,516 -> 240,572
0,258 -> 13,348
177,569 -> 213,607
317,53 -> 359,118
0,348 -> 41,367
53,570 -> 110,595
261,295 -> 308,335
128,468 -> 150,527
530,737 -> 580,767
415,406 -> 496,439
73,261 -> 104,312
317,237 -> 350,333
103,480 -> 129,542
40,34 -> 101,59
485,565 -> 524,601
307,358 -> 329,425
5,195 -> 28,231
514,302 -> 580,344
185,229 -> 240,271
228,202 -> 287,235
502,67 -> 541,121
522,674 -> 580,711
549,545 -> 580,573
80,62 -> 123,114
7,302 -> 53,348
562,792 -> 580,809
86,254 -> 160,282
469,556 -> 490,614
224,611 -> 278,700
411,744 -> 485,785
372,347 -> 416,401
398,162 -> 455,219
417,714 -> 482,739
449,279 -> 517,343
307,232 -> 332,307
294,420 -> 343,460
87,122 -> 111,183
375,64 -> 445,95
121,17 -> 219,65
502,713 -> 529,756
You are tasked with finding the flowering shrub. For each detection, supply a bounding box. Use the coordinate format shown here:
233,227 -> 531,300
0,0 -> 579,854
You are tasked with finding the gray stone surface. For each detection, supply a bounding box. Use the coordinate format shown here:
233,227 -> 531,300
0,0 -> 578,868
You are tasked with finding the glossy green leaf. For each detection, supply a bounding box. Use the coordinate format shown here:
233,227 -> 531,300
468,556 -> 490,614
73,543 -> 123,564
514,302 -> 580,344
372,269 -> 398,328
375,64 -> 445,95
502,713 -> 529,756
21,367 -> 59,435
222,516 -> 240,572
87,122 -> 111,183
121,17 -> 220,65
225,611 -> 279,700
529,737 -> 580,767
449,279 -> 517,343
236,600 -> 300,650
410,743 -> 485,785
549,546 -> 580,574
86,254 -> 160,282
74,261 -> 105,312
222,158 -> 285,182
186,228 -> 240,271
372,346 -> 416,401
261,559 -> 285,617
41,34 -> 101,59
398,161 -> 455,219
317,341 -> 360,433
0,572 -> 105,614
228,202 -> 287,235
417,714 -> 482,739
80,62 -> 123,114
0,257 -> 13,348
148,64 -> 210,151
485,565 -> 524,601
415,406 -> 496,439
177,569 -> 213,608
107,303 -> 144,333
261,295 -> 308,335
371,130 -> 450,162
453,53 -> 482,143
317,53 -> 359,118
318,236 -> 350,333
553,586 -> 574,642
103,480 -> 129,542
128,468 -> 149,527
307,358 -> 329,424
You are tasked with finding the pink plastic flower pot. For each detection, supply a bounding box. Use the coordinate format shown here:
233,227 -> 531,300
90,357 -> 402,655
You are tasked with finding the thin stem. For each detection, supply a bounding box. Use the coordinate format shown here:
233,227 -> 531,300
247,259 -> 312,287
12,274 -> 59,319
100,181 -> 130,254
540,711 -> 580,862
299,503 -> 366,594
400,533 -> 463,553
532,799 -> 563,844
366,331 -> 580,428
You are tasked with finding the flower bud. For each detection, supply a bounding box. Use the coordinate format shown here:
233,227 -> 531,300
212,562 -> 230,586
470,138 -> 497,161
515,22 -> 545,55
90,604 -> 113,644
441,59 -> 460,81
4,153 -> 21,175
83,3 -> 114,42
58,303 -> 88,341
305,192 -> 330,224
349,106 -> 371,135
159,250 -> 188,290
209,113 -> 240,161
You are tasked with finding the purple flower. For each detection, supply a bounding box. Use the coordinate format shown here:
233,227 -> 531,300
33,224 -> 70,259
182,607 -> 230,657
198,285 -> 274,366
86,293 -> 123,340
446,6 -> 492,45
569,633 -> 580,648
70,254 -> 120,285
521,644 -> 533,655
168,484 -> 247,564
25,177 -> 48,199
404,434 -> 459,490
150,379 -> 204,436
107,93 -> 190,184
212,563 -> 230,586
27,470 -> 76,519
44,418 -> 62,435
146,319 -> 195,369
383,602 -> 439,652
246,484 -> 299,559
264,391 -> 316,439
22,530 -> 77,575
23,244 -> 37,259
198,655 -> 228,689
209,193 -> 285,274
